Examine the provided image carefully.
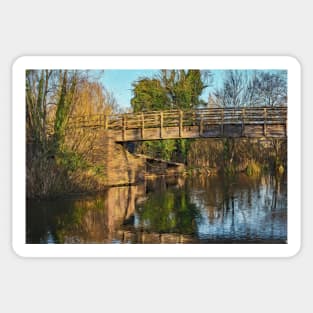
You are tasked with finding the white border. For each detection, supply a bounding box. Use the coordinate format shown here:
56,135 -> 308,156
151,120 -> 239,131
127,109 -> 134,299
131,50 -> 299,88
12,56 -> 301,258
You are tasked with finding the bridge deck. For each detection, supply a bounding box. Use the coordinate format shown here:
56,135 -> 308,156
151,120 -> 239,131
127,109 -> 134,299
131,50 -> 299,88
61,107 -> 287,141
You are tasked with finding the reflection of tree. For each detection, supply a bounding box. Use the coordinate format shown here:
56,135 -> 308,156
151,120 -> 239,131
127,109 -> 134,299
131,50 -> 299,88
55,198 -> 108,243
137,189 -> 200,235
26,185 -> 144,243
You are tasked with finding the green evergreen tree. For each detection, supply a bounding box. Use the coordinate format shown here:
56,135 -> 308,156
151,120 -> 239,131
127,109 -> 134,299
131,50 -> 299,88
131,70 -> 208,162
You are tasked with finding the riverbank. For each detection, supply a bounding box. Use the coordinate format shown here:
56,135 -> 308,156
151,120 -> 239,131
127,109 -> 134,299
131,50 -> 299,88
27,132 -> 287,200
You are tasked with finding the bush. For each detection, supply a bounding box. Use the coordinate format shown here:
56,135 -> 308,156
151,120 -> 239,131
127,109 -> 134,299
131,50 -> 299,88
224,164 -> 236,176
246,160 -> 261,176
277,164 -> 284,175
57,151 -> 88,172
27,156 -> 69,198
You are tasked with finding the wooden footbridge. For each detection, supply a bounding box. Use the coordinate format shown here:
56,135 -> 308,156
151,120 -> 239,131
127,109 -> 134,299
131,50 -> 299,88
64,107 -> 287,141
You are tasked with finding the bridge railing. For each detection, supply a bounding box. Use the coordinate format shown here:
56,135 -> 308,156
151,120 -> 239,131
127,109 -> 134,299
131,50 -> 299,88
47,106 -> 287,134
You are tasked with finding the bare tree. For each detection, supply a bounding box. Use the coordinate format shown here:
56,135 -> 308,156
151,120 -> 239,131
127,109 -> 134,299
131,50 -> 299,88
213,70 -> 287,107
249,71 -> 287,106
26,70 -> 54,147
213,70 -> 248,107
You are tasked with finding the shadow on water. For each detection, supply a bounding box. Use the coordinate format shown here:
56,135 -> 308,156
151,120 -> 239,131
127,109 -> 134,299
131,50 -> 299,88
26,173 -> 287,244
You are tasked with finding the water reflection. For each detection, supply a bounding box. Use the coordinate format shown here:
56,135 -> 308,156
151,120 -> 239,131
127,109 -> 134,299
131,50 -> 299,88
187,175 -> 287,242
26,174 -> 287,244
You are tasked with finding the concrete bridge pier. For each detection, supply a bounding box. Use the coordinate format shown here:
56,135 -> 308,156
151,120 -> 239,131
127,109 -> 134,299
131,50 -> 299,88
101,132 -> 146,186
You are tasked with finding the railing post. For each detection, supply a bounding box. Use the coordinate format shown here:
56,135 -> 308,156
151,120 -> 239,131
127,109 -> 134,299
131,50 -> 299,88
242,108 -> 245,136
141,112 -> 145,139
200,113 -> 204,136
104,114 -> 108,130
160,111 -> 163,138
220,108 -> 224,136
263,108 -> 267,136
123,114 -> 126,141
285,109 -> 287,137
179,110 -> 183,137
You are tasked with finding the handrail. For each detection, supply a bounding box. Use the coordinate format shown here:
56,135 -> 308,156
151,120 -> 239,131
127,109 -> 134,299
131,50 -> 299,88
47,106 -> 287,135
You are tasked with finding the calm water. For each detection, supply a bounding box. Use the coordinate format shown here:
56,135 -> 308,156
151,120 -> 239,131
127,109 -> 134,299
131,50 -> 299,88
26,174 -> 287,244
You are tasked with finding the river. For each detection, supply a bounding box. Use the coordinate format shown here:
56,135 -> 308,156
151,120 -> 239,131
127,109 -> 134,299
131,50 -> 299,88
26,173 -> 287,244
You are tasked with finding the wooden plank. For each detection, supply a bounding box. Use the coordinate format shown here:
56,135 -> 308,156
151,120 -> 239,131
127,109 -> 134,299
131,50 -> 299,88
243,125 -> 264,137
223,124 -> 243,137
143,128 -> 161,140
124,129 -> 142,141
182,126 -> 200,138
162,127 -> 180,138
266,124 -> 286,137
202,125 -> 222,137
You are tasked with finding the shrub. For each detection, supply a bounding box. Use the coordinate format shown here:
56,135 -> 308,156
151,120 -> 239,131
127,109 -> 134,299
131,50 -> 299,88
246,160 -> 261,176
277,164 -> 284,175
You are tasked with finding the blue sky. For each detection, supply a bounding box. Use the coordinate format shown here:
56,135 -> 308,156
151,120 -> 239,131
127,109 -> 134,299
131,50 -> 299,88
101,70 -> 158,108
100,69 -> 284,109
101,70 -> 224,109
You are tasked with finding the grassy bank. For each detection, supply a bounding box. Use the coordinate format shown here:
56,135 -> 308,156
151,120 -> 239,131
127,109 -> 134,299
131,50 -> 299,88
27,148 -> 108,199
26,138 -> 145,199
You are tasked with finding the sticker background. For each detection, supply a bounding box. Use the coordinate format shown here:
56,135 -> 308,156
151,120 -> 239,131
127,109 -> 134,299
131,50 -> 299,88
2,1 -> 311,313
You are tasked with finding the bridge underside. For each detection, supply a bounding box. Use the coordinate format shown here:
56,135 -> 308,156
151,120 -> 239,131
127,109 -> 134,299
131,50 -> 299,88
111,123 -> 287,142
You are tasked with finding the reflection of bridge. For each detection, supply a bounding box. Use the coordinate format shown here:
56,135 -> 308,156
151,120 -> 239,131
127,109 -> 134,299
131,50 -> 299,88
65,107 -> 287,141
117,230 -> 197,244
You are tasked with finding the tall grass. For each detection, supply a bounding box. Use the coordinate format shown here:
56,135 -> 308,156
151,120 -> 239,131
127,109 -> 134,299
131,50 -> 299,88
186,138 -> 287,176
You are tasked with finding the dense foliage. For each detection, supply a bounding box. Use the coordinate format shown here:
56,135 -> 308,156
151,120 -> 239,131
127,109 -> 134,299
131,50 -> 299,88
131,70 -> 209,161
131,70 -> 208,111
